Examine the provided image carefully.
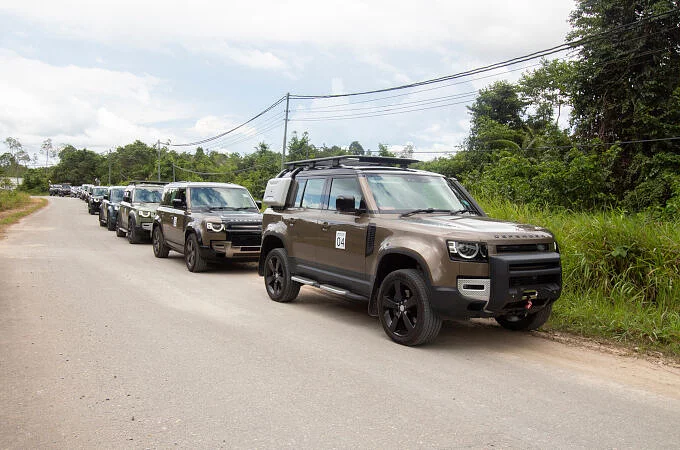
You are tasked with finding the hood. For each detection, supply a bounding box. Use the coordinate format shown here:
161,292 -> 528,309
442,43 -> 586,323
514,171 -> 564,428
404,214 -> 553,239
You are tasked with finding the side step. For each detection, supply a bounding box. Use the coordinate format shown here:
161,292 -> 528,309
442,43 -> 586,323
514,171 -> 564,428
291,276 -> 367,302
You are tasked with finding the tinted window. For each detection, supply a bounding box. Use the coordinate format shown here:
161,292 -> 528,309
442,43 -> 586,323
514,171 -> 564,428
301,179 -> 325,209
109,188 -> 125,202
328,177 -> 362,210
134,188 -> 163,203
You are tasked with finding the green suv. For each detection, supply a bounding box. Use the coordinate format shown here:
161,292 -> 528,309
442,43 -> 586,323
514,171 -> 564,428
152,181 -> 263,272
116,181 -> 167,243
259,156 -> 562,346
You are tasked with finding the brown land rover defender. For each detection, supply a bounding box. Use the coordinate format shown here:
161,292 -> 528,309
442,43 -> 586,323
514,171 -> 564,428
259,156 -> 562,346
152,181 -> 263,272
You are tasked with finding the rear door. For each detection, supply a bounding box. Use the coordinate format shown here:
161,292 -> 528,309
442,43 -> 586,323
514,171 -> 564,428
283,177 -> 326,275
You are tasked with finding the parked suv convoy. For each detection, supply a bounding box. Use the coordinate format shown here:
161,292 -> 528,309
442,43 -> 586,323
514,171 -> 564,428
99,186 -> 126,230
87,186 -> 108,214
152,181 -> 263,272
116,181 -> 167,243
259,156 -> 562,346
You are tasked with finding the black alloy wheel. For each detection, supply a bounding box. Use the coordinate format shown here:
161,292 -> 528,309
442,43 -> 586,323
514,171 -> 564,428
115,215 -> 126,237
377,269 -> 442,346
99,209 -> 106,227
107,214 -> 116,231
152,226 -> 170,258
263,248 -> 300,303
184,233 -> 208,272
128,217 -> 140,244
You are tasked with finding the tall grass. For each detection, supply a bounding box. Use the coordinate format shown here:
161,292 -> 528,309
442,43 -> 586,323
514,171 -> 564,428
479,196 -> 680,356
0,190 -> 32,212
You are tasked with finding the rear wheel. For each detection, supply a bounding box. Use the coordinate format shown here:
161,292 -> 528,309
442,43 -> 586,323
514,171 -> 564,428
377,269 -> 442,346
263,248 -> 300,303
184,233 -> 208,272
495,303 -> 553,331
152,226 -> 170,258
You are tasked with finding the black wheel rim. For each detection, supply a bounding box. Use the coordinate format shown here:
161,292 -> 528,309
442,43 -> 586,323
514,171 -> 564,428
186,238 -> 195,268
381,280 -> 419,337
265,255 -> 284,297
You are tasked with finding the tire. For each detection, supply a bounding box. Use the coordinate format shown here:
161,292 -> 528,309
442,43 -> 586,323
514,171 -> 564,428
377,269 -> 442,346
99,210 -> 106,227
107,214 -> 116,231
127,216 -> 141,244
115,215 -> 126,237
152,226 -> 170,258
88,204 -> 93,215
495,303 -> 553,331
263,248 -> 300,303
184,233 -> 208,272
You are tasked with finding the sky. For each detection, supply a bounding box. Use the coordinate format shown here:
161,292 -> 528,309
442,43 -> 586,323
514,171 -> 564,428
0,0 -> 576,162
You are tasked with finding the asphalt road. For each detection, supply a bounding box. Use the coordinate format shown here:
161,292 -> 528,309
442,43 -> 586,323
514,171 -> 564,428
1,197 -> 680,449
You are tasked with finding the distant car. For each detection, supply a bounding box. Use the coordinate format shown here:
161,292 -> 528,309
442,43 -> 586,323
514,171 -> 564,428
80,184 -> 93,201
152,181 -> 262,272
116,181 -> 168,243
87,186 -> 108,215
59,184 -> 72,197
49,184 -> 62,196
99,186 -> 126,230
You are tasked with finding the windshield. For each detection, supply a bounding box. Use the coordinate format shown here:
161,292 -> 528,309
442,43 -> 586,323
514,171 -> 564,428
134,188 -> 163,203
92,187 -> 108,196
365,174 -> 473,214
109,189 -> 124,202
189,186 -> 257,210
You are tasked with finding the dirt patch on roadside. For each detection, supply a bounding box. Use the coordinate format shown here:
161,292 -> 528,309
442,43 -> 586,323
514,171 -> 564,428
0,197 -> 48,238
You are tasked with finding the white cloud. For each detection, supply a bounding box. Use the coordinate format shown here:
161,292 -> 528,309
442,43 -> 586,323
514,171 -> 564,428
0,49 -> 190,152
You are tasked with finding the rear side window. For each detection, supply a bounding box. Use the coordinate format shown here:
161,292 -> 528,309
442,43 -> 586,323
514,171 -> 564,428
301,179 -> 325,209
291,179 -> 307,207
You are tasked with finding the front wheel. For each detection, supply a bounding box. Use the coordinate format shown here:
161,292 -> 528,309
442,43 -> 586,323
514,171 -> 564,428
184,233 -> 208,272
495,303 -> 553,331
107,214 -> 116,231
263,248 -> 300,303
99,210 -> 106,227
127,217 -> 141,244
115,215 -> 126,237
377,269 -> 442,346
152,226 -> 170,258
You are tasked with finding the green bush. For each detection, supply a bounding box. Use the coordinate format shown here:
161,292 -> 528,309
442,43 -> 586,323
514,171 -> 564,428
0,190 -> 32,212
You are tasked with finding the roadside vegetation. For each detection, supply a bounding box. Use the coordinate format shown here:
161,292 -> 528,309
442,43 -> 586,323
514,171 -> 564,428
478,196 -> 680,356
0,191 -> 47,232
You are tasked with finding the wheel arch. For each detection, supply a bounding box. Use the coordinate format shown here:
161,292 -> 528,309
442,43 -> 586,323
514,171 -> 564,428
258,234 -> 286,276
368,250 -> 432,316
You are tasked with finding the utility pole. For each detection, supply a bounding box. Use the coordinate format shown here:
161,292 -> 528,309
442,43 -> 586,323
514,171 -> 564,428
157,139 -> 161,181
108,149 -> 111,185
281,93 -> 290,169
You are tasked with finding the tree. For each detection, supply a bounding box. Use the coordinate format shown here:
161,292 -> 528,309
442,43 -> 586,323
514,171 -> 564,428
567,0 -> 680,205
4,137 -> 28,185
40,138 -> 56,171
377,143 -> 395,157
348,141 -> 365,155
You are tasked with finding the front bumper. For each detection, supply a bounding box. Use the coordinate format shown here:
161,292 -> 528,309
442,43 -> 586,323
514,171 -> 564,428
429,252 -> 562,319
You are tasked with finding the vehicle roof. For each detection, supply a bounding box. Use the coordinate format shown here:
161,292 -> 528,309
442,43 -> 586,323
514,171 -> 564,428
164,181 -> 247,189
108,186 -> 127,190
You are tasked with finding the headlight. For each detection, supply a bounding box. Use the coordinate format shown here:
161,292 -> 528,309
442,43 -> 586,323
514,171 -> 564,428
447,241 -> 488,262
94,198 -> 101,202
206,222 -> 225,232
138,210 -> 151,217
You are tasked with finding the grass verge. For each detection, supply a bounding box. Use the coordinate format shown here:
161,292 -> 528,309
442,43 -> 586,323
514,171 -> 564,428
0,192 -> 48,234
478,196 -> 680,358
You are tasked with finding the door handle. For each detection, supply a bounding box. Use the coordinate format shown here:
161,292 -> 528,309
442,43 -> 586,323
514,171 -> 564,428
321,222 -> 330,231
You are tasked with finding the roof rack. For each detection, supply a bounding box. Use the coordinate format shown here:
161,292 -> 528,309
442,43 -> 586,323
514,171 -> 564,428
285,155 -> 420,169
128,180 -> 170,186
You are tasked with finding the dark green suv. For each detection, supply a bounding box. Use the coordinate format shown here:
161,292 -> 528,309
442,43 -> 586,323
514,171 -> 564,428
116,181 -> 167,243
152,181 -> 263,272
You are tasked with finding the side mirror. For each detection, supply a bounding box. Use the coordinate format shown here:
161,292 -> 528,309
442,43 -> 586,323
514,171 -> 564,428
103,194 -> 109,200
172,198 -> 185,209
336,196 -> 356,213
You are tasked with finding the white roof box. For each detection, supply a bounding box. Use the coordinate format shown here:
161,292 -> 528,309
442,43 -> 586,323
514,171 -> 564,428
263,177 -> 292,207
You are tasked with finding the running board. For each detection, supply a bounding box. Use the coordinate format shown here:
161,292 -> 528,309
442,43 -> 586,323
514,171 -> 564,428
291,276 -> 367,302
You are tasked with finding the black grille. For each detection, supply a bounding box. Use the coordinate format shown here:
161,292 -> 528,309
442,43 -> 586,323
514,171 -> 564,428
231,234 -> 261,247
497,244 -> 547,253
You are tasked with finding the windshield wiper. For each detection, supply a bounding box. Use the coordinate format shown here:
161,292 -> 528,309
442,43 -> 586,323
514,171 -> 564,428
450,208 -> 477,215
401,208 -> 454,217
207,206 -> 235,211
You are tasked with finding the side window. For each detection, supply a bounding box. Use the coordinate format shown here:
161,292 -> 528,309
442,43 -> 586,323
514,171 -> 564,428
328,177 -> 363,210
162,188 -> 175,206
300,178 -> 325,209
292,179 -> 307,207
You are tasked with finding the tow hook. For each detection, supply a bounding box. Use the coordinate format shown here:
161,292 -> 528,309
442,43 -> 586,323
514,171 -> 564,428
525,300 -> 533,310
